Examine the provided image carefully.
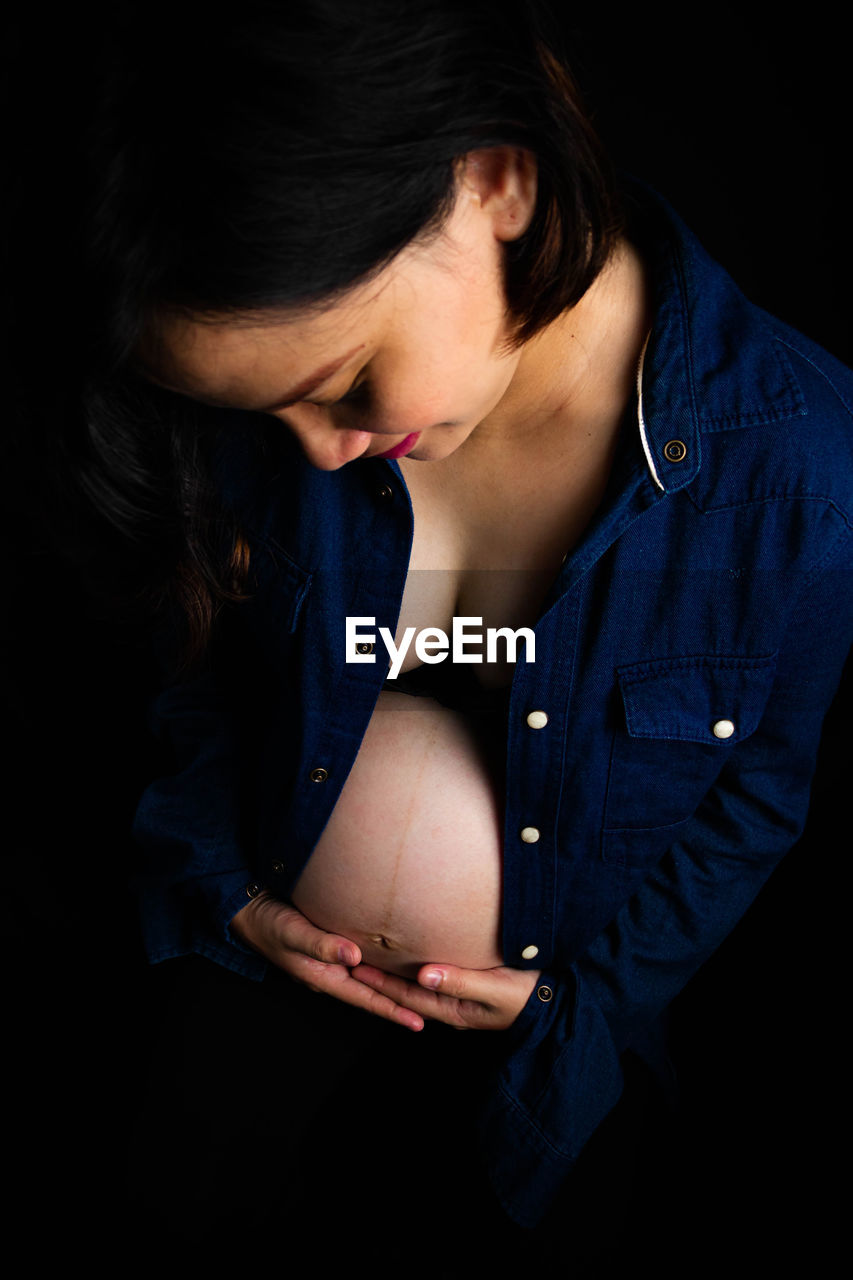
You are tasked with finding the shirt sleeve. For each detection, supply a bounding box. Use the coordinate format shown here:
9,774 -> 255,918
131,663 -> 268,982
480,532 -> 852,1229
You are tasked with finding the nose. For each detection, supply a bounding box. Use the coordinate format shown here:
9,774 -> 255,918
273,405 -> 372,470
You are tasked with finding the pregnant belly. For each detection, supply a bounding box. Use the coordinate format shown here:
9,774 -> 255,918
290,689 -> 504,978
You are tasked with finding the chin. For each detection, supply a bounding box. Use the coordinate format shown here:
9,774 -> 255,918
410,444 -> 452,463
414,431 -> 470,462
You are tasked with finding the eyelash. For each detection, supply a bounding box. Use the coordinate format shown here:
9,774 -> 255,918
295,372 -> 370,412
331,376 -> 369,406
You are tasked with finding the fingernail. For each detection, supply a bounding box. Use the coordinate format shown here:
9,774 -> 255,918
421,970 -> 443,990
337,945 -> 357,965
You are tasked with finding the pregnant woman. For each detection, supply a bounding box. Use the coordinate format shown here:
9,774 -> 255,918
147,207 -> 648,1027
14,0 -> 851,1268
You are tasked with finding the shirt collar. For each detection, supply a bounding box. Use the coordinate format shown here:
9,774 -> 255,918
629,181 -> 806,494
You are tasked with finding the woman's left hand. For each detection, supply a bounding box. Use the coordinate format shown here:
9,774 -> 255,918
351,962 -> 541,1030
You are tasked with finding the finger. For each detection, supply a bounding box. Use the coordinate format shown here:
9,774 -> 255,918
356,964 -> 542,1032
417,964 -> 498,1001
418,964 -> 540,1006
352,964 -> 472,1028
288,954 -> 424,1032
274,902 -> 362,967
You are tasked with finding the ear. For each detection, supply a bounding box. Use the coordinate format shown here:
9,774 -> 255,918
460,147 -> 538,241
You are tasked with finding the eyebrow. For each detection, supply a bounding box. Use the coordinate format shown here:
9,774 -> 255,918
153,343 -> 366,411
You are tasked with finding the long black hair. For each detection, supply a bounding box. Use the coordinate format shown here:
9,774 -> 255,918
5,0 -> 622,667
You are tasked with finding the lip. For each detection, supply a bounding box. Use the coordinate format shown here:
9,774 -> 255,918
373,432 -> 421,460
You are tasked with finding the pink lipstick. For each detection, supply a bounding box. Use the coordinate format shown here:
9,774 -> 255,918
374,432 -> 421,460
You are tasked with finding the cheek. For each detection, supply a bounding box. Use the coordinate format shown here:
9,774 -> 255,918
371,385 -> 457,433
375,355 -> 510,432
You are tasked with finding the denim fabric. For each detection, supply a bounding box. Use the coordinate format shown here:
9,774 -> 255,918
132,184 -> 853,1228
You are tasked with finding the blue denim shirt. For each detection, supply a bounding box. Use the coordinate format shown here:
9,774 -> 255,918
132,186 -> 853,1228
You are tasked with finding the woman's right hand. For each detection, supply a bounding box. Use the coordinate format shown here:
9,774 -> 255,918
230,891 -> 425,1031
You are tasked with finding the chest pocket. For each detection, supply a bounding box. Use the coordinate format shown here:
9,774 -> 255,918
602,653 -> 778,867
239,535 -> 313,666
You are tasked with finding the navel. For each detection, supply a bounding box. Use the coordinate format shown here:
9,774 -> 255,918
367,933 -> 396,950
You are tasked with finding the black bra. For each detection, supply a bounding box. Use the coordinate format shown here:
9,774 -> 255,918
382,660 -> 512,722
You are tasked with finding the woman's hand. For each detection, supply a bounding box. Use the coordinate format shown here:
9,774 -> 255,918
351,962 -> 541,1030
230,892 -> 426,1031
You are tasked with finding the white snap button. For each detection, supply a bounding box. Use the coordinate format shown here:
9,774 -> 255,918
526,710 -> 549,729
712,719 -> 735,739
520,826 -> 541,843
522,945 -> 540,960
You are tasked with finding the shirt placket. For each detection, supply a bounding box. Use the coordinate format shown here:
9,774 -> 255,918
501,590 -> 581,969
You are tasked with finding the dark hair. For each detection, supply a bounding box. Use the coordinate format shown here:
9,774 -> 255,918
6,0 -> 622,668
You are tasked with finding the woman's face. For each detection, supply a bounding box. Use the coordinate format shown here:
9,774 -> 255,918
144,152 -> 536,470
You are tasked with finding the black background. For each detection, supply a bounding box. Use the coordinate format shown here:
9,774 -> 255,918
2,8 -> 849,1270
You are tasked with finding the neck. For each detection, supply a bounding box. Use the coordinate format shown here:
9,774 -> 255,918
468,237 -> 651,455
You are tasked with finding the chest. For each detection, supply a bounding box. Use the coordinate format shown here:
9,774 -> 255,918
394,431 -> 617,679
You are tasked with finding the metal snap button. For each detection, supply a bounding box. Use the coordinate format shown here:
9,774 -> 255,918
309,767 -> 329,783
663,439 -> 687,463
377,484 -> 393,499
245,882 -> 262,899
270,860 -> 285,874
712,719 -> 735,739
526,710 -> 549,729
356,642 -> 374,654
520,826 -> 541,843
537,985 -> 553,1003
521,945 -> 540,960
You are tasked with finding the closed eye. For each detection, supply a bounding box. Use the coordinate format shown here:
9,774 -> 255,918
296,372 -> 370,413
332,377 -> 370,406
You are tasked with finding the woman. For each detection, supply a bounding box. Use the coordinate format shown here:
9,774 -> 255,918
7,0 -> 850,1267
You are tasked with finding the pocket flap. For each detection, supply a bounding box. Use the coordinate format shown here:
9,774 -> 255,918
245,536 -> 313,637
617,654 -> 777,745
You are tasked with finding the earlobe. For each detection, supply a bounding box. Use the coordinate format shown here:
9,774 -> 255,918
461,147 -> 537,241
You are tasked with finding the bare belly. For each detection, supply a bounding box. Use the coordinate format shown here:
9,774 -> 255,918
290,689 -> 504,978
